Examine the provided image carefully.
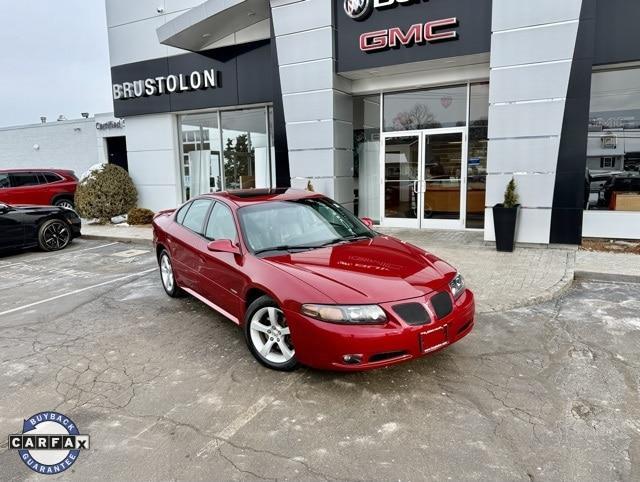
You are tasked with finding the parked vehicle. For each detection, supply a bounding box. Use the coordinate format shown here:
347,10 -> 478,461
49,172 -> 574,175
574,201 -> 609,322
0,202 -> 82,252
598,173 -> 640,208
153,188 -> 475,371
0,169 -> 78,209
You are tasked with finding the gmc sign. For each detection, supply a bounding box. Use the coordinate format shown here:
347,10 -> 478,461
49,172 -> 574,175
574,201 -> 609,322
360,18 -> 458,52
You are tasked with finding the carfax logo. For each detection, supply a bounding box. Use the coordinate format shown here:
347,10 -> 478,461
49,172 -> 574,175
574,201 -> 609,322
8,411 -> 90,475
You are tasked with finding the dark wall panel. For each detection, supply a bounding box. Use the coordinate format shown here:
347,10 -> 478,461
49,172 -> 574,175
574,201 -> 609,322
111,40 -> 272,117
594,0 -> 640,65
550,0 -> 596,245
269,15 -> 290,187
335,0 -> 492,73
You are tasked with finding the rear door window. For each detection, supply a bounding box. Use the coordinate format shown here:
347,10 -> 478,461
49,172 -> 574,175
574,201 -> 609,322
175,202 -> 192,224
10,173 -> 41,187
0,174 -> 9,188
181,199 -> 212,235
43,172 -> 63,183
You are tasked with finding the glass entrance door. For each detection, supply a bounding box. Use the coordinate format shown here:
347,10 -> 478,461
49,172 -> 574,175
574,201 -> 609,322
382,134 -> 421,228
381,129 -> 466,229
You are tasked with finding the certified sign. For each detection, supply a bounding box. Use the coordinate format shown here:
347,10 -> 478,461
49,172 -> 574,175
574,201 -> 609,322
8,412 -> 90,475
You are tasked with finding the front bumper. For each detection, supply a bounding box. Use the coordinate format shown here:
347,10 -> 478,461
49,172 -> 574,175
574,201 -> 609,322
285,289 -> 475,371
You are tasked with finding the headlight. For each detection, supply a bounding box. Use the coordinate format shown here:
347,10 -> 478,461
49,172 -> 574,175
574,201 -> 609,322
449,273 -> 465,300
301,304 -> 387,324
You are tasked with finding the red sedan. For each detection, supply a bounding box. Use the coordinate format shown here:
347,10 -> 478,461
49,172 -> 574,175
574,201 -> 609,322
153,189 -> 475,371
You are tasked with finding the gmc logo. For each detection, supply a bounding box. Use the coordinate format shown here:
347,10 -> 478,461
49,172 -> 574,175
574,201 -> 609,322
360,18 -> 458,52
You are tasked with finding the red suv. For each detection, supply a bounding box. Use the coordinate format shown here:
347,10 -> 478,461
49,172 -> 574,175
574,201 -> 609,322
0,169 -> 78,209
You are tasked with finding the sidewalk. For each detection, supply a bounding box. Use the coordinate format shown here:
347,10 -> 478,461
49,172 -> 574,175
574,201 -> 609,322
80,223 -> 639,313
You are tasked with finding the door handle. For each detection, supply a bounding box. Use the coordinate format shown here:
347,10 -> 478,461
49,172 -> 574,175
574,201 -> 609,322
413,180 -> 419,194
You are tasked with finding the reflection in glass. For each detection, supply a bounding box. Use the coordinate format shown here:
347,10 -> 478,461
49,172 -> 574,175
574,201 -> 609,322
384,136 -> 419,219
353,95 -> 381,221
179,113 -> 222,201
222,109 -> 270,190
424,133 -> 462,220
586,68 -> 640,212
179,107 -> 272,200
384,85 -> 467,131
467,83 -> 489,228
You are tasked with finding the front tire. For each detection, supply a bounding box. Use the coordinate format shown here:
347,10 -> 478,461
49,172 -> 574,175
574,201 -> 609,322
245,296 -> 298,371
159,250 -> 184,298
38,219 -> 72,251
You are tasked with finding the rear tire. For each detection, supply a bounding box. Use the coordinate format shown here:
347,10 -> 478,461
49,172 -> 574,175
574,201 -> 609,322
244,296 -> 298,371
53,198 -> 75,210
38,219 -> 72,251
159,250 -> 184,298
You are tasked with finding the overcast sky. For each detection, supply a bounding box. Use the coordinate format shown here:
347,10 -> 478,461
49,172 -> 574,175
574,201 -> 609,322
0,1 -> 112,127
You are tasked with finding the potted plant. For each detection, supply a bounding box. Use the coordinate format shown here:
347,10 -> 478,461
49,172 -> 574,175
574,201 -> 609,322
493,178 -> 520,252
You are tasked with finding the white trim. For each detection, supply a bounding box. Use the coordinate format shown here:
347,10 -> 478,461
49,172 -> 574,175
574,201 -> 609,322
182,287 -> 240,325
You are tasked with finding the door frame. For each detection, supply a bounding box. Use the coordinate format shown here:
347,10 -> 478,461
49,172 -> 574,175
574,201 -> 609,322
380,127 -> 468,230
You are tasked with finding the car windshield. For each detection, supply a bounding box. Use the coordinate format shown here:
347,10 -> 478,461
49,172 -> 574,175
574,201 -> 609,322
238,198 -> 374,254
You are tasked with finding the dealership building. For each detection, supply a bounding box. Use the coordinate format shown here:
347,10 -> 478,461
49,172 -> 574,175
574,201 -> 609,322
105,0 -> 640,243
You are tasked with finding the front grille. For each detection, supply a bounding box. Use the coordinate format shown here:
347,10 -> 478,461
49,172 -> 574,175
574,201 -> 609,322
392,302 -> 430,326
369,351 -> 409,363
431,291 -> 453,319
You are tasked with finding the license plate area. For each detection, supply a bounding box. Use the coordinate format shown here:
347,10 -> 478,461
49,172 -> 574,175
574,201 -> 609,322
420,325 -> 449,354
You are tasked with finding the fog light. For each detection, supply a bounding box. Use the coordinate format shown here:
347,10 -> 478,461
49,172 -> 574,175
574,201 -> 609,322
342,354 -> 362,365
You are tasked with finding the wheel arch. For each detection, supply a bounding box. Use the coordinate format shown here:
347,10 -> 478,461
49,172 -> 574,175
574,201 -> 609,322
51,193 -> 74,205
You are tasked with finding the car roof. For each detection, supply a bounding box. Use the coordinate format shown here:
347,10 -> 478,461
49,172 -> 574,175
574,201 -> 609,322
0,168 -> 74,174
199,188 -> 325,207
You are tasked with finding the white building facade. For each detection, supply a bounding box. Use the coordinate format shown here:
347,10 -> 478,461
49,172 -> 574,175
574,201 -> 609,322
105,0 -> 640,243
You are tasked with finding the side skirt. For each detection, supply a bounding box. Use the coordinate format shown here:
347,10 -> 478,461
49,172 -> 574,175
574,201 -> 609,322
182,286 -> 240,325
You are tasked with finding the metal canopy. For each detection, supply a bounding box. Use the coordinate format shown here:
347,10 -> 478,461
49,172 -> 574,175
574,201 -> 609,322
157,0 -> 271,52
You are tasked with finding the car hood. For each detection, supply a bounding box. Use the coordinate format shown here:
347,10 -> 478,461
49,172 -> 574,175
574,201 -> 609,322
10,205 -> 66,214
263,235 -> 456,304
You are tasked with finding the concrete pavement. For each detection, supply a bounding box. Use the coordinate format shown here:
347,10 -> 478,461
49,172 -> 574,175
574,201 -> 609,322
0,239 -> 639,481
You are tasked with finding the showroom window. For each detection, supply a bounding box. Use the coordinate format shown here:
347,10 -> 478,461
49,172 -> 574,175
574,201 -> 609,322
467,82 -> 489,229
353,95 -> 381,221
179,106 -> 273,201
353,83 -> 489,228
586,67 -> 640,212
383,85 -> 467,131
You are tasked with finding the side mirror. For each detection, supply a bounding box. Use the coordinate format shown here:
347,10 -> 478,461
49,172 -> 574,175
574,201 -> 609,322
360,217 -> 374,228
207,239 -> 241,255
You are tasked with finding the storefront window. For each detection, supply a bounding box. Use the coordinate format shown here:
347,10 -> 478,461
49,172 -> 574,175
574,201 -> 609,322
586,68 -> 640,212
467,83 -> 489,228
179,106 -> 272,200
353,95 -> 381,221
222,108 -> 271,190
180,113 -> 222,201
383,85 -> 467,131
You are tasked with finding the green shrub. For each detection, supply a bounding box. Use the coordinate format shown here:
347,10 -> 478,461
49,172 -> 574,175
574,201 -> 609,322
503,178 -> 520,208
75,164 -> 137,221
128,207 -> 155,225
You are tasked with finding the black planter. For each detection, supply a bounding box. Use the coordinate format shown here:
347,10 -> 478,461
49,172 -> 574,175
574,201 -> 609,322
493,204 -> 520,252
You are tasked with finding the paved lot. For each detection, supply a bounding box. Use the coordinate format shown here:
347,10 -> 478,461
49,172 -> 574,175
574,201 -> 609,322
0,239 -> 639,481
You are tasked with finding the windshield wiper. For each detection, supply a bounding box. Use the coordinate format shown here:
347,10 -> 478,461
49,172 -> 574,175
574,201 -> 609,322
254,238 -> 347,255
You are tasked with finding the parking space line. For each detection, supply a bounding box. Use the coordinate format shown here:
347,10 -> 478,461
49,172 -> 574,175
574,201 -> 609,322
0,267 -> 157,317
196,373 -> 301,457
0,242 -> 122,269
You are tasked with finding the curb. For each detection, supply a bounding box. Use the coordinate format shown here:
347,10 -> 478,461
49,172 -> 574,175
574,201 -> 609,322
478,251 -> 576,314
82,234 -> 153,247
574,270 -> 640,285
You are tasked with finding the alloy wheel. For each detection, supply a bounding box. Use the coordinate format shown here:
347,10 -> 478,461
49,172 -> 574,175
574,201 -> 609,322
57,200 -> 74,210
43,221 -> 70,250
160,254 -> 175,293
249,307 -> 295,364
